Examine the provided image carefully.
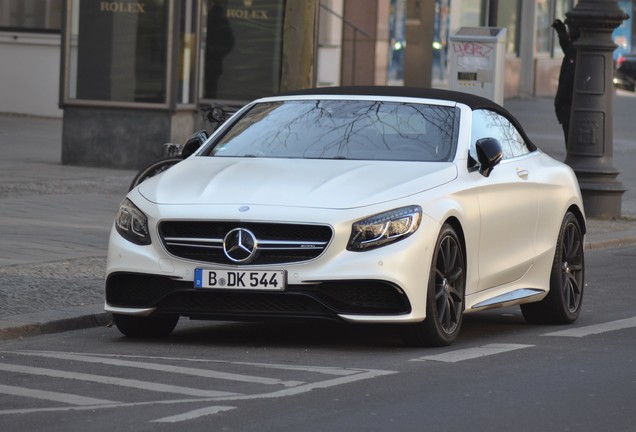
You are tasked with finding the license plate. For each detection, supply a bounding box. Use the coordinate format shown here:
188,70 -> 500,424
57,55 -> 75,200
194,268 -> 286,291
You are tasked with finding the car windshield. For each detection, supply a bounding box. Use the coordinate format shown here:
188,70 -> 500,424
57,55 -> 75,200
207,99 -> 459,162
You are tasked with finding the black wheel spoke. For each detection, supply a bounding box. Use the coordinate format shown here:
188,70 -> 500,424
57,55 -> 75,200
438,296 -> 448,324
562,279 -> 572,308
447,267 -> 463,284
435,268 -> 445,281
564,225 -> 575,253
564,225 -> 581,261
441,239 -> 451,273
435,282 -> 446,301
566,281 -> 578,310
561,268 -> 569,288
569,263 -> 583,272
448,286 -> 463,303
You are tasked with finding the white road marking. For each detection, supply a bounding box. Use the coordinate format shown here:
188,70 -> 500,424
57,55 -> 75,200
0,384 -> 117,406
19,351 -> 362,377
0,363 -> 240,398
0,398 -> 225,415
9,351 -> 302,387
410,343 -> 534,363
224,362 -> 362,376
542,316 -> 636,337
151,405 -> 236,423
0,366 -> 396,416
214,368 -> 397,401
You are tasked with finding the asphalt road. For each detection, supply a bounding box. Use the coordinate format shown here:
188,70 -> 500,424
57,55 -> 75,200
0,245 -> 634,432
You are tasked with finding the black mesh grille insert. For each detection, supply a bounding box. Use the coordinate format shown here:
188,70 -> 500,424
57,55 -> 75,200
314,281 -> 410,313
157,291 -> 331,317
105,273 -> 191,308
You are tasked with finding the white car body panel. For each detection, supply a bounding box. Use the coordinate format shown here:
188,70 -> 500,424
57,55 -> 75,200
138,158 -> 458,209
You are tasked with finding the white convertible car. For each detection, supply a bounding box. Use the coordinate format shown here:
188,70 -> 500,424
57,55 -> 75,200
106,87 -> 585,346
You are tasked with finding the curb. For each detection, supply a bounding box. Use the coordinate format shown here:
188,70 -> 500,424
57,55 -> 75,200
0,305 -> 111,341
586,237 -> 636,251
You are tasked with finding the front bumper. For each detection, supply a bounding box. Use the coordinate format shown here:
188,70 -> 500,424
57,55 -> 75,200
105,272 -> 412,322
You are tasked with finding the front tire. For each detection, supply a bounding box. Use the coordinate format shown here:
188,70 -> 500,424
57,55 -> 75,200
521,211 -> 584,324
113,314 -> 179,338
402,224 -> 466,347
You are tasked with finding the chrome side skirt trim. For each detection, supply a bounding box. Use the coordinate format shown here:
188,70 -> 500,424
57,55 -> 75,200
471,288 -> 546,310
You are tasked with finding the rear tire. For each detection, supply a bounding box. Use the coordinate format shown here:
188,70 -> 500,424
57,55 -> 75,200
521,212 -> 584,324
113,314 -> 179,338
402,224 -> 466,347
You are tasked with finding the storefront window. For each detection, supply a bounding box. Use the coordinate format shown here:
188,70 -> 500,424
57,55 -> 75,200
67,0 -> 169,104
0,0 -> 62,32
552,0 -> 574,56
497,0 -> 520,55
614,1 -> 632,59
201,0 -> 285,101
433,0 -> 450,82
536,0 -> 550,53
388,0 -> 406,85
458,0 -> 480,27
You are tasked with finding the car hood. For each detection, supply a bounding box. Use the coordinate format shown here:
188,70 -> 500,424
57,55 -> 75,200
138,157 -> 457,209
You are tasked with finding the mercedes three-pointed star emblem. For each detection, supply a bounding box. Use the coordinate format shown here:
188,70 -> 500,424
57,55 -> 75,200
223,228 -> 258,263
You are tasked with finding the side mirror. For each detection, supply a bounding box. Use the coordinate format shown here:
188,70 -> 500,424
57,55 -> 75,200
181,130 -> 209,159
475,137 -> 503,177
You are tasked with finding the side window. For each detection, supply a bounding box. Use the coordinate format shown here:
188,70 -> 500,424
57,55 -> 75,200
470,109 -> 531,160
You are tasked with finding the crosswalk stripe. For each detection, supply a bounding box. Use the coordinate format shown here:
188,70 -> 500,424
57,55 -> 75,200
410,343 -> 534,363
0,384 -> 117,406
9,351 -> 303,387
542,316 -> 636,337
151,405 -> 236,423
235,362 -> 362,376
0,362 -> 240,398
19,351 -> 361,377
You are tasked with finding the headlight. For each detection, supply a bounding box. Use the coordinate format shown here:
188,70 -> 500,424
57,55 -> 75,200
115,198 -> 151,245
348,205 -> 422,251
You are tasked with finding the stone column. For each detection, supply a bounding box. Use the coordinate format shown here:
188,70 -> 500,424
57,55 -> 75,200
564,0 -> 629,218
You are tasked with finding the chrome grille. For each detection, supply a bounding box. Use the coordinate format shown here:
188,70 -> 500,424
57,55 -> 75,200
159,221 -> 333,265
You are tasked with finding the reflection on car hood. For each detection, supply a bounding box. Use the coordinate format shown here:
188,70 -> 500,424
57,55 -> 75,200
138,157 -> 457,209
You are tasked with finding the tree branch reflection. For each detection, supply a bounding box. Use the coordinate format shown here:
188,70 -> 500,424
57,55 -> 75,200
212,100 -> 459,162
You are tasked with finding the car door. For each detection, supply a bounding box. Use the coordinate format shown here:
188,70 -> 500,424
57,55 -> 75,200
469,109 -> 540,291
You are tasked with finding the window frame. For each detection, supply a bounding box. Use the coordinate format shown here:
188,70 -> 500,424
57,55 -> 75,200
469,108 -> 533,162
60,0 -> 175,109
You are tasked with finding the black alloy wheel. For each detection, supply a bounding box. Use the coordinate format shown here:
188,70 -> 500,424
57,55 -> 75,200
402,224 -> 466,347
521,211 -> 584,324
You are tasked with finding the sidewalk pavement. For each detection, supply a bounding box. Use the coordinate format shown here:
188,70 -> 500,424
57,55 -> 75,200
2,93 -> 636,341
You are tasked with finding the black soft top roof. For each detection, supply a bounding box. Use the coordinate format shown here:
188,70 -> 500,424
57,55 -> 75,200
277,86 -> 537,151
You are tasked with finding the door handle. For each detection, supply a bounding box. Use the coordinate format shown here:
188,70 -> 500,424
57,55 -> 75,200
516,168 -> 529,179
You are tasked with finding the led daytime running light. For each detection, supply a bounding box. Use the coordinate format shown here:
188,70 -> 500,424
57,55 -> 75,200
348,205 -> 422,251
115,198 -> 151,245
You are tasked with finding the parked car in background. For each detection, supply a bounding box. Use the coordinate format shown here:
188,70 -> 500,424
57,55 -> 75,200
105,86 -> 586,346
615,54 -> 636,91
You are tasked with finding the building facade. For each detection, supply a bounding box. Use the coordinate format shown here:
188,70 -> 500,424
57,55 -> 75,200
0,0 -> 632,128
